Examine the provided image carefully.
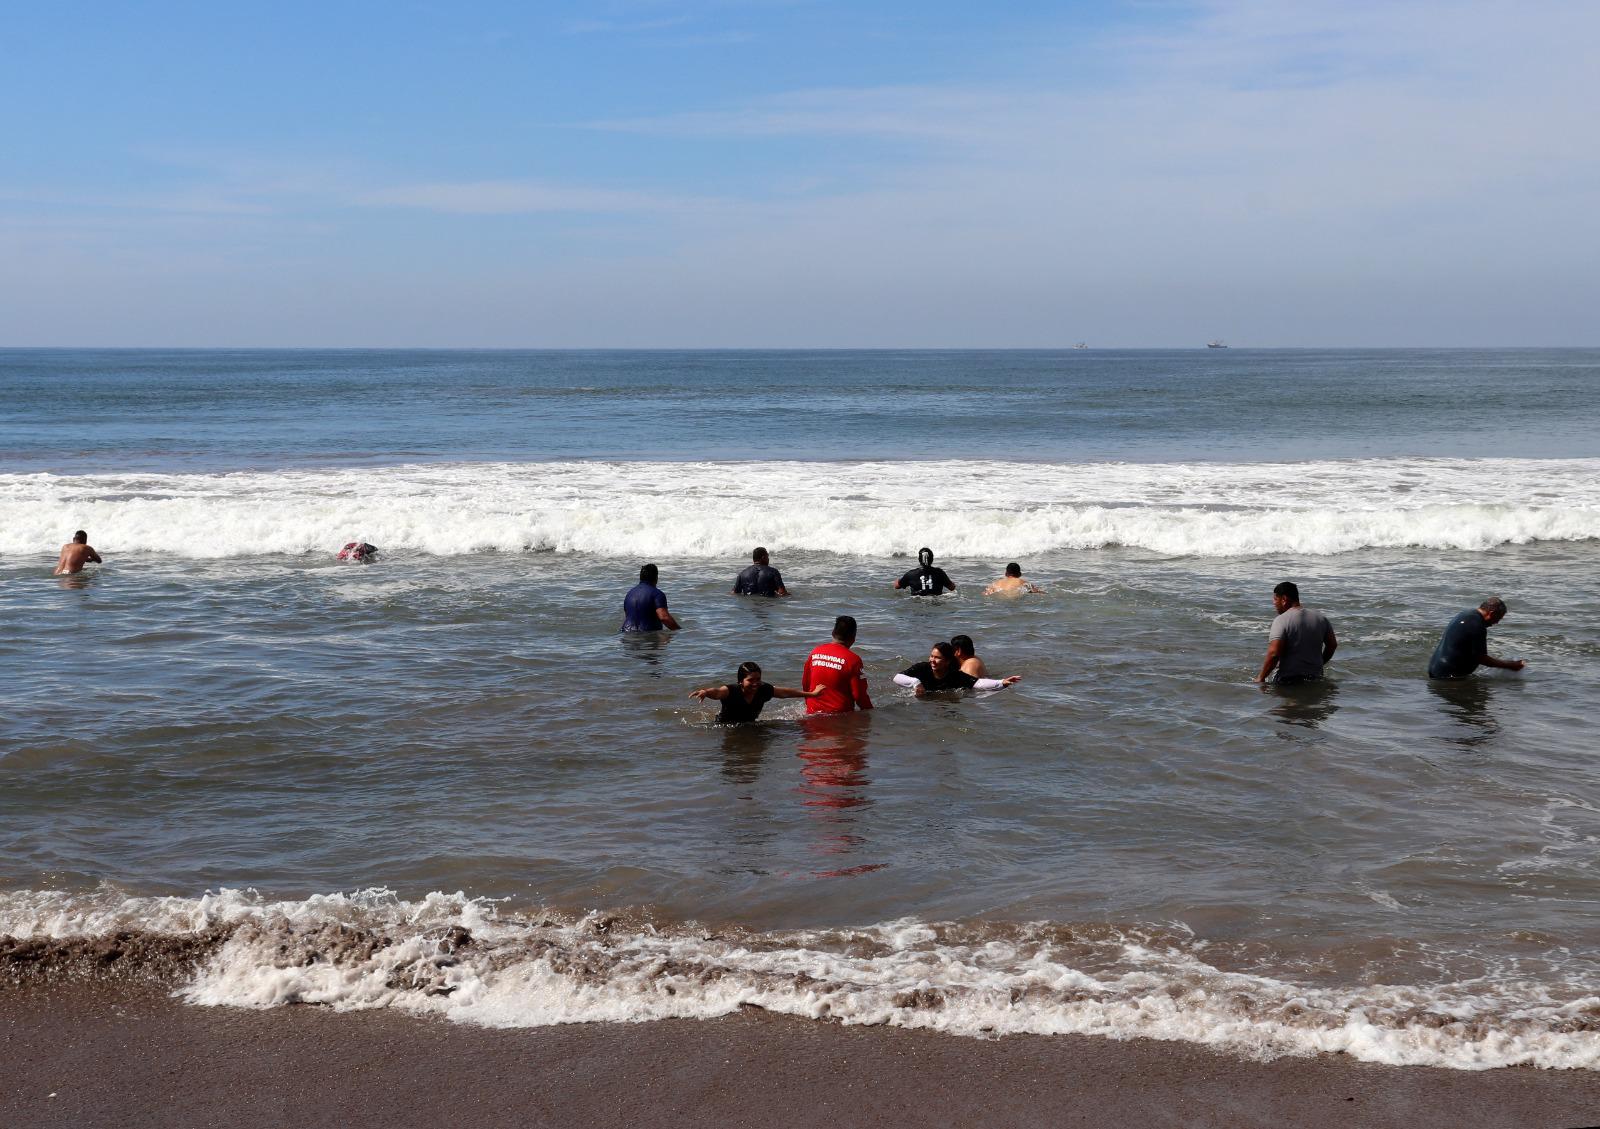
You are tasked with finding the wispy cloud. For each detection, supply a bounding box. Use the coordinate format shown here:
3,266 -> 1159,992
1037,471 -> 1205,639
564,15 -> 694,35
356,179 -> 714,215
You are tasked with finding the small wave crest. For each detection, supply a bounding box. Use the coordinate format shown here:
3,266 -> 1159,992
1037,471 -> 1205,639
1,458 -> 1598,561
4,888 -> 1598,1070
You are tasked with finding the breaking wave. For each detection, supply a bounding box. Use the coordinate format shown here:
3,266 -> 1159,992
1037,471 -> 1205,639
4,887 -> 1599,1071
1,458 -> 1597,561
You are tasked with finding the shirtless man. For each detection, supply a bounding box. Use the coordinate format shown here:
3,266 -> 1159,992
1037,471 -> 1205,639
54,530 -> 102,575
984,562 -> 1042,596
950,634 -> 987,679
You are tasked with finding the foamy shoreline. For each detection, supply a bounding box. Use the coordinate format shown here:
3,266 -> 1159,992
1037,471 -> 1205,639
5,980 -> 1600,1129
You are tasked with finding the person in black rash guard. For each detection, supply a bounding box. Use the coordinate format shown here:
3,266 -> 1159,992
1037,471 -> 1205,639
732,546 -> 788,597
690,661 -> 821,723
894,642 -> 1020,698
894,547 -> 956,596
1428,596 -> 1525,679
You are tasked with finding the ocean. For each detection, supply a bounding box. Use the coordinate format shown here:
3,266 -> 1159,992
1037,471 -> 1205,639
2,348 -> 1598,1069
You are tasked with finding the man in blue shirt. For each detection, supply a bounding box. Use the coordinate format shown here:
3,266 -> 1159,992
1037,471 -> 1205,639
622,563 -> 681,632
1428,596 -> 1524,678
732,546 -> 788,597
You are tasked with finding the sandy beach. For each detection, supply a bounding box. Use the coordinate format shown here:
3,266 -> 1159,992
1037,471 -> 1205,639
5,983 -> 1600,1129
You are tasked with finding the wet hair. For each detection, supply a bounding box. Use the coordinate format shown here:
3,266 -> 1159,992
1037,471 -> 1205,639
930,641 -> 955,662
832,615 -> 857,645
950,634 -> 975,657
918,547 -> 934,567
1005,562 -> 1021,578
639,563 -> 659,584
1273,581 -> 1300,603
736,661 -> 762,682
72,530 -> 88,543
752,547 -> 769,563
1479,596 -> 1507,617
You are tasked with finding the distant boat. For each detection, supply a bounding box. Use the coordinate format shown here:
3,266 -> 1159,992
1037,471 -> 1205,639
1206,340 -> 1228,348
1073,342 -> 1088,349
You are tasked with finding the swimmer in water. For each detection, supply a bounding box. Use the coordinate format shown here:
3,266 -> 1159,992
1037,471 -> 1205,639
984,562 -> 1042,596
337,541 -> 379,563
53,530 -> 102,575
893,641 -> 1020,698
950,634 -> 988,679
895,547 -> 956,596
690,662 -> 821,723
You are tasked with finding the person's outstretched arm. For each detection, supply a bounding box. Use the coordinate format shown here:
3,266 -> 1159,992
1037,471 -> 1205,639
689,686 -> 731,701
892,672 -> 920,688
973,676 -> 1021,691
1481,653 -> 1526,671
772,685 -> 822,699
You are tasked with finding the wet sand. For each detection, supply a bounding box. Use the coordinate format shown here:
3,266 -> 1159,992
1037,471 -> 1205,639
4,985 -> 1600,1129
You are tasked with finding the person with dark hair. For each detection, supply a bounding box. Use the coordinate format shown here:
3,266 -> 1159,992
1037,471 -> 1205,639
802,615 -> 873,714
950,634 -> 987,679
689,661 -> 820,723
894,641 -> 1020,697
622,563 -> 680,632
1428,596 -> 1524,679
895,547 -> 956,596
53,530 -> 102,575
1255,581 -> 1337,684
984,562 -> 1042,596
732,546 -> 788,597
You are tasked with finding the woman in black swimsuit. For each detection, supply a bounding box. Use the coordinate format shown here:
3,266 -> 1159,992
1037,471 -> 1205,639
690,662 -> 820,723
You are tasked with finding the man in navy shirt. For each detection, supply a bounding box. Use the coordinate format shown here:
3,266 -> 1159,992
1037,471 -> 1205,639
1428,596 -> 1524,678
622,563 -> 681,632
732,546 -> 788,597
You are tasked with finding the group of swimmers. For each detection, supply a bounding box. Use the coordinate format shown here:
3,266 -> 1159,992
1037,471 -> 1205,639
635,548 -> 1529,725
50,532 -> 1528,716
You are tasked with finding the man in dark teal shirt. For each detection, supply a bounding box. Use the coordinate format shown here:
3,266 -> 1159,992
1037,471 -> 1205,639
1428,596 -> 1524,678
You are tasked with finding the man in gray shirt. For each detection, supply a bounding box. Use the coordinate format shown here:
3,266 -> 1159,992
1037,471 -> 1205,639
1255,581 -> 1338,684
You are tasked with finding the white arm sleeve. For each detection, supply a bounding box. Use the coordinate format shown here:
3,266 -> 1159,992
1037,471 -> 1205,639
972,678 -> 1008,691
893,673 -> 920,688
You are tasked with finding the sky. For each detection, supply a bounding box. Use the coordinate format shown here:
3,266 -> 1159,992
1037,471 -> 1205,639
2,0 -> 1597,347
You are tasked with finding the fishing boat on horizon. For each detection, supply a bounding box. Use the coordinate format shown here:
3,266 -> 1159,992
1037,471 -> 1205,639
1206,340 -> 1228,348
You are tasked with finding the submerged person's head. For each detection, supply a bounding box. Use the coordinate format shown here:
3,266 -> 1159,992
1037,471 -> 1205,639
72,530 -> 88,544
1004,562 -> 1021,578
918,547 -> 934,568
640,563 -> 659,585
832,615 -> 857,646
737,661 -> 762,692
1479,595 -> 1508,624
928,640 -> 955,676
1273,580 -> 1300,610
950,634 -> 975,660
752,547 -> 769,564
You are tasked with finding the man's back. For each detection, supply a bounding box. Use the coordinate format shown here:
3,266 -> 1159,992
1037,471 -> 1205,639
734,563 -> 784,597
54,541 -> 100,575
803,641 -> 871,713
897,565 -> 954,596
1430,610 -> 1487,678
1269,606 -> 1332,681
622,582 -> 668,632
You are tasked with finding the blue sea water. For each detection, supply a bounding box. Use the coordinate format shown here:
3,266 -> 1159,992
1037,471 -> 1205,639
2,349 -> 1599,1067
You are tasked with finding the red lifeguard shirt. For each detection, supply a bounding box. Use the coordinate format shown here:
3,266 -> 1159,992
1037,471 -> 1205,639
802,641 -> 873,713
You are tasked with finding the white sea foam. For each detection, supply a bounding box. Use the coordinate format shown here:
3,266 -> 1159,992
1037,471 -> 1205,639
4,887 -> 1599,1071
0,458 -> 1597,561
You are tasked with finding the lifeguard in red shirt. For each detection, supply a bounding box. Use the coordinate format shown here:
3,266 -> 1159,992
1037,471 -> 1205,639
803,615 -> 873,714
